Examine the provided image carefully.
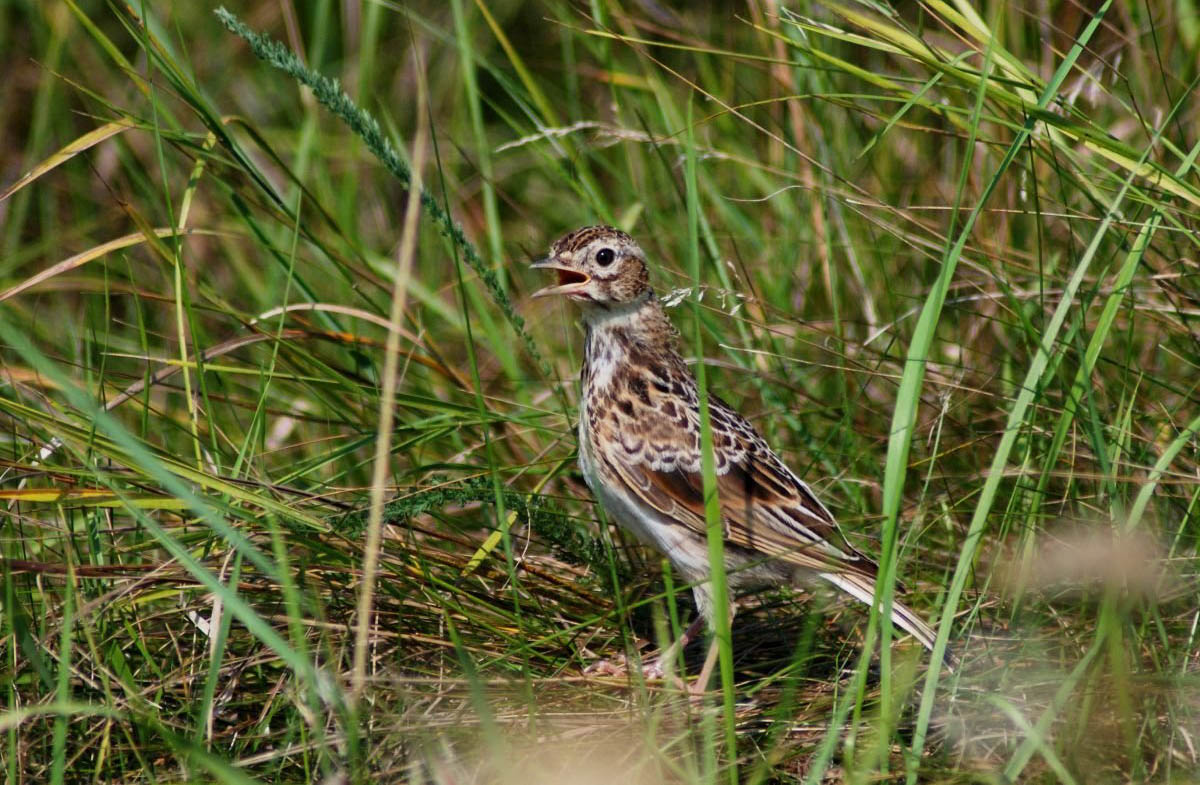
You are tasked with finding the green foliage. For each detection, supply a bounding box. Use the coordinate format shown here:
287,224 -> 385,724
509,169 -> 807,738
212,6 -> 548,377
1,1 -> 1199,783
336,475 -> 613,578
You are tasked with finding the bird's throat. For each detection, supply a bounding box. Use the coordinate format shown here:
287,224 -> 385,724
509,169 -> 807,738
582,295 -> 682,392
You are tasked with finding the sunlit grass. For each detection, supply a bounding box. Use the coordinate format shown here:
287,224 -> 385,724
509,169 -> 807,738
2,1 -> 1199,782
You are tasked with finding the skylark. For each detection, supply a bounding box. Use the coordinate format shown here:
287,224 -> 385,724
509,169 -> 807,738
533,225 -> 941,691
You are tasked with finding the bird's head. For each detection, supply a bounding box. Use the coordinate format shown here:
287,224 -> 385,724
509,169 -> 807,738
531,225 -> 651,307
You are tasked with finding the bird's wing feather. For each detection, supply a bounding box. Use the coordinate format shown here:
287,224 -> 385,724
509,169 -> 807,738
593,367 -> 877,579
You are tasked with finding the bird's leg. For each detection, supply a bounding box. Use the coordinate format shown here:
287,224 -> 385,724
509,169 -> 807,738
689,636 -> 722,695
686,600 -> 736,696
640,614 -> 706,680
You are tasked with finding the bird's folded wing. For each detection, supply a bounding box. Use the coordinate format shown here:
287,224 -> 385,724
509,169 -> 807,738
602,427 -> 878,579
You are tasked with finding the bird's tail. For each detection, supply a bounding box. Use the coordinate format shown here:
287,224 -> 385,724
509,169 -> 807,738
819,570 -> 953,669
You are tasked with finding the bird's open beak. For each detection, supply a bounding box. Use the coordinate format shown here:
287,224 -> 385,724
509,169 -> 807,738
530,257 -> 591,298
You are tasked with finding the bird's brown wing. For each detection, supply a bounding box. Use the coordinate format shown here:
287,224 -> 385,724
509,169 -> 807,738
596,383 -> 878,580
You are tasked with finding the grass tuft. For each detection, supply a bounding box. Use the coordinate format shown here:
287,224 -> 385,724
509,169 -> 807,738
2,2 -> 1199,783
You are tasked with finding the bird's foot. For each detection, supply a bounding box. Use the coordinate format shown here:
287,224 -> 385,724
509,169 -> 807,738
583,650 -> 687,687
582,653 -> 629,677
582,652 -> 665,680
582,618 -> 706,691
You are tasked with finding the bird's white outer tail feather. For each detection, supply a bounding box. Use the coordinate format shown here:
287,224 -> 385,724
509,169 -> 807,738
819,571 -> 939,655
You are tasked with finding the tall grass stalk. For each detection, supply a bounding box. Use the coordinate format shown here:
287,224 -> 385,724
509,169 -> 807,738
350,53 -> 429,704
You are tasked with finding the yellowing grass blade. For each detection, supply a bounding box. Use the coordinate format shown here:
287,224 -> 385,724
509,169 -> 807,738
0,228 -> 201,304
0,488 -> 186,508
461,461 -> 563,577
1086,142 -> 1200,210
0,116 -> 137,203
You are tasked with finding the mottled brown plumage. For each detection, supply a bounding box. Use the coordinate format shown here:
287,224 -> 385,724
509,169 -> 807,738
533,226 -> 940,686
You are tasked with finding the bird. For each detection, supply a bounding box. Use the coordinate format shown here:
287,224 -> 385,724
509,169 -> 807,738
531,225 -> 942,692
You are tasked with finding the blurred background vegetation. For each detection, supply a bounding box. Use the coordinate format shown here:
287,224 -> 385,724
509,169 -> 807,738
2,0 -> 1200,782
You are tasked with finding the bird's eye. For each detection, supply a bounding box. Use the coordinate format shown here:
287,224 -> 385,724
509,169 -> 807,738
595,248 -> 615,266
